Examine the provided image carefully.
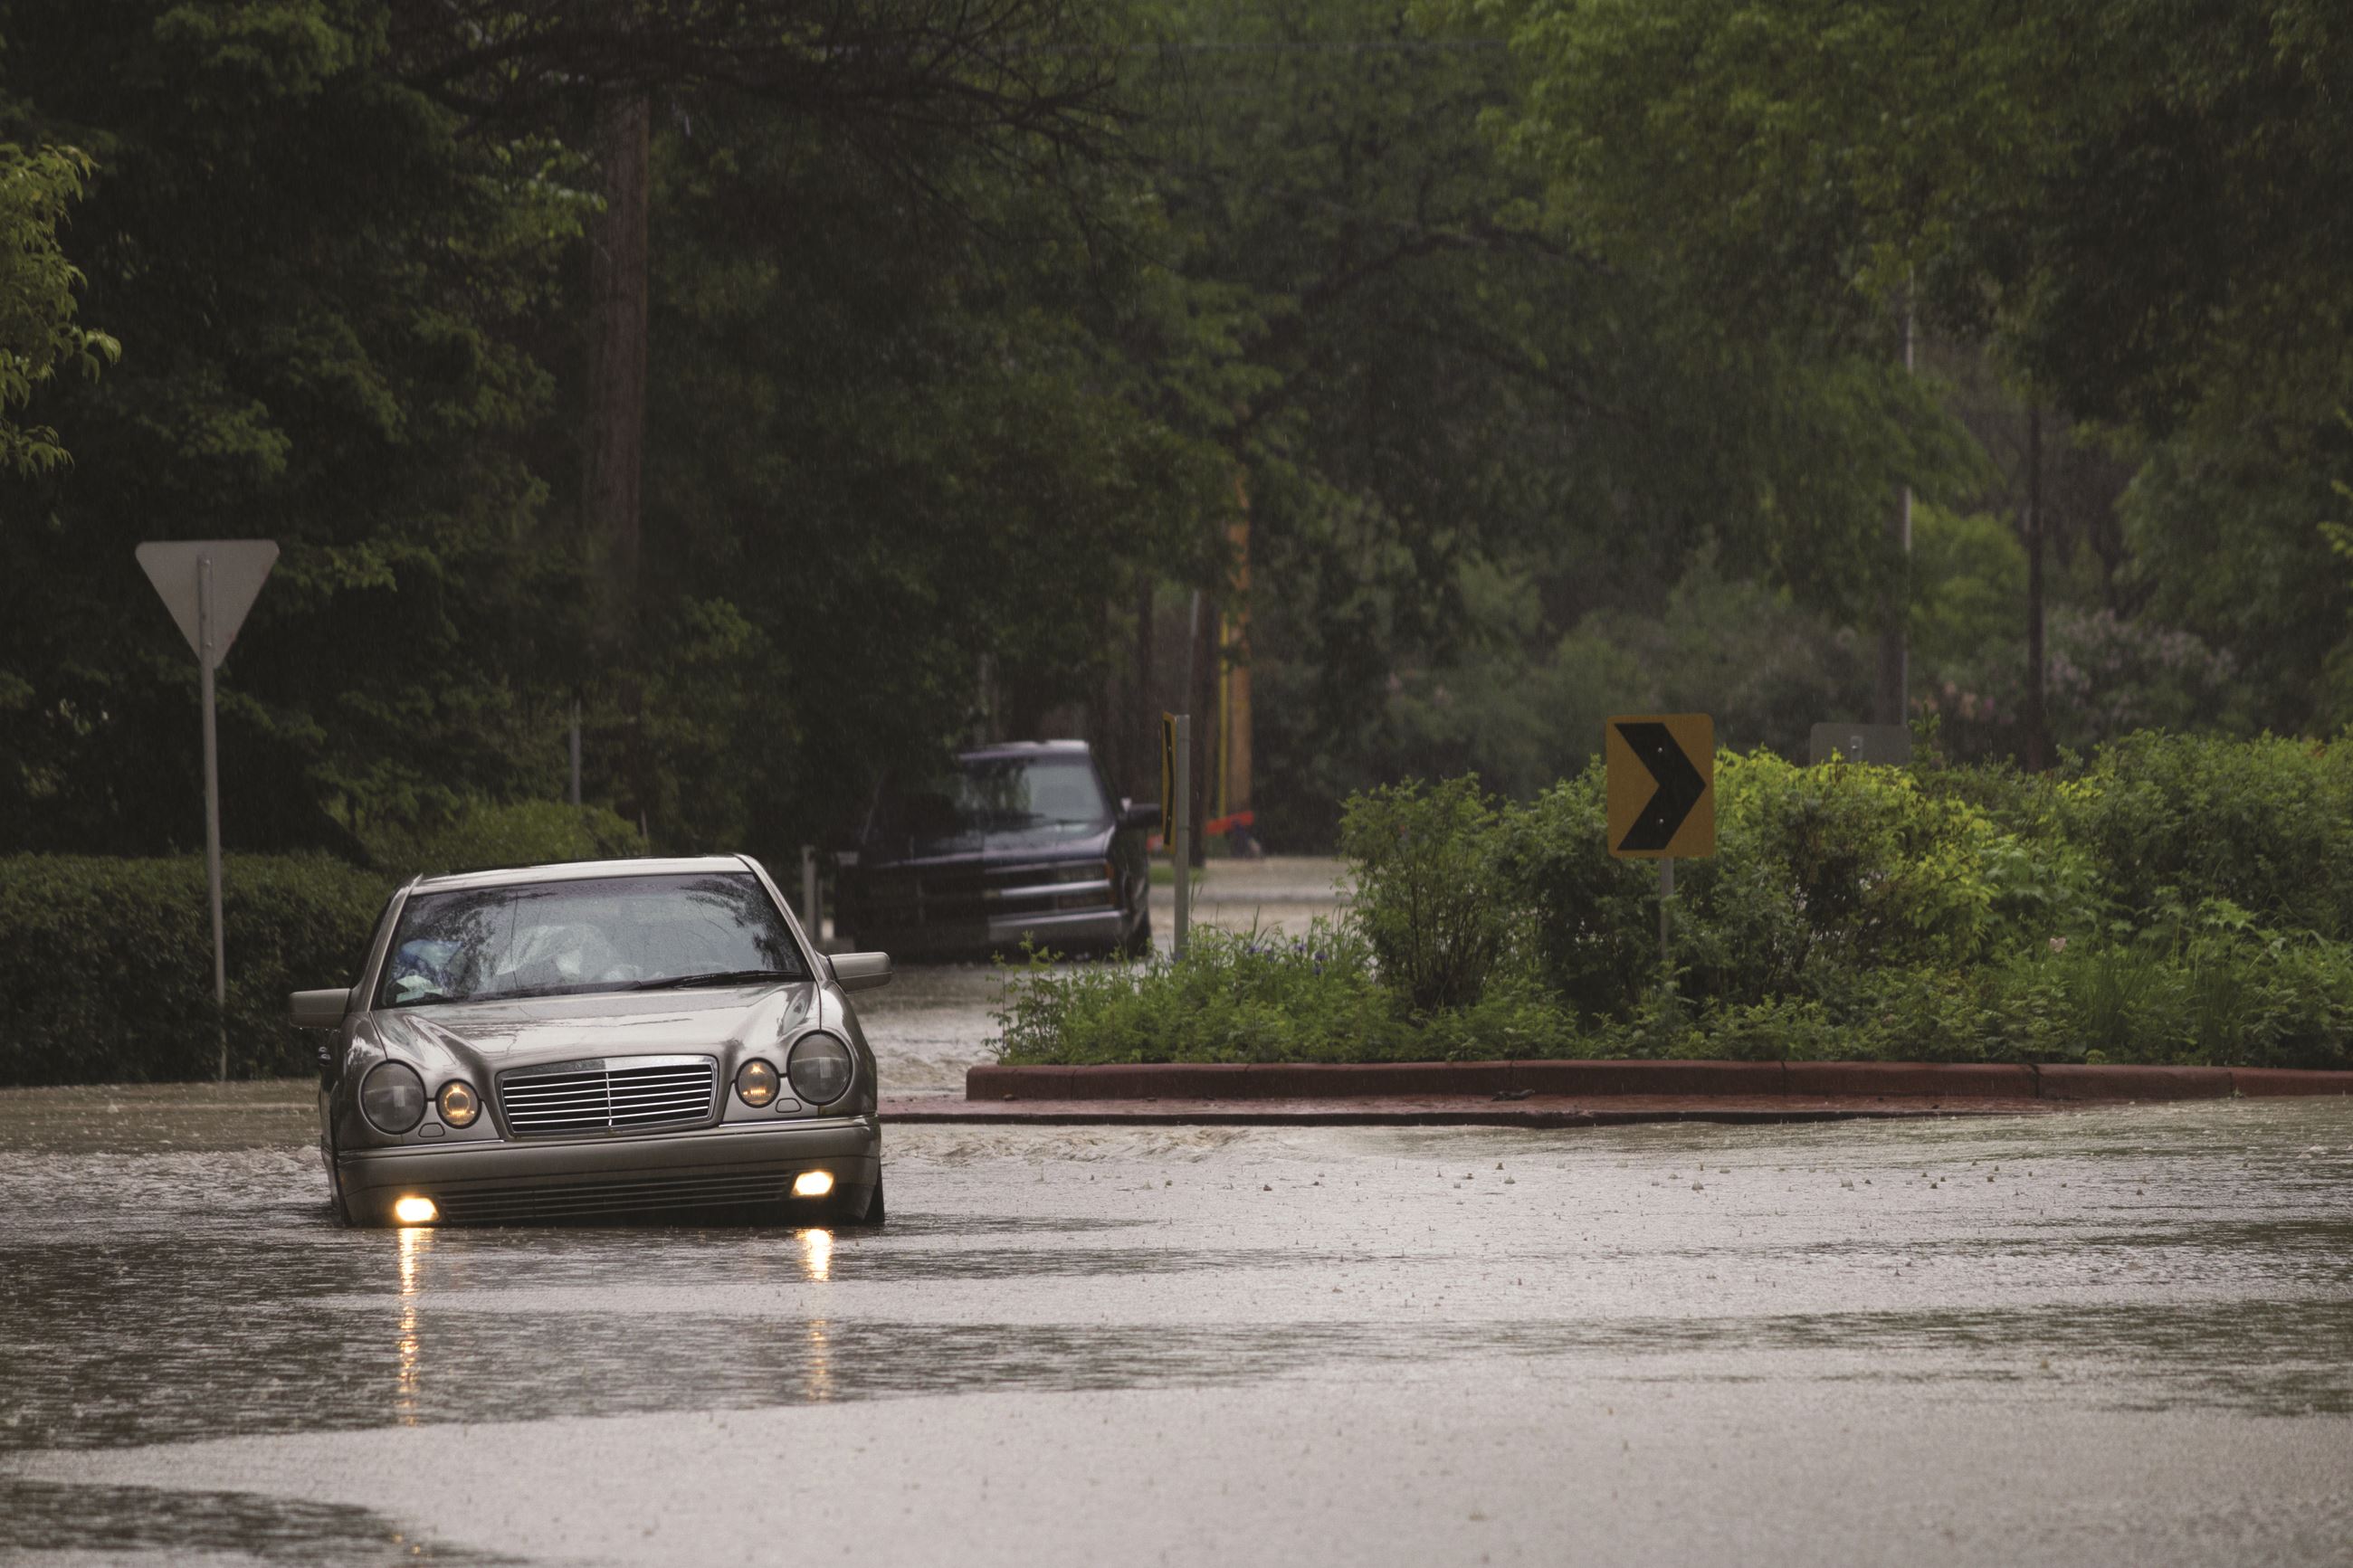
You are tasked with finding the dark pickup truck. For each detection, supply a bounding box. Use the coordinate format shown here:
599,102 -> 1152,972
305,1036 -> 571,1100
832,740 -> 1156,960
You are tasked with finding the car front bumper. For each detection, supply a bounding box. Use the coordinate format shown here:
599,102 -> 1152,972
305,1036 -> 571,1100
866,907 -> 1130,958
338,1116 -> 881,1226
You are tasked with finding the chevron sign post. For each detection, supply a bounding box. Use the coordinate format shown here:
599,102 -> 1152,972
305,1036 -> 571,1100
1605,714 -> 1715,967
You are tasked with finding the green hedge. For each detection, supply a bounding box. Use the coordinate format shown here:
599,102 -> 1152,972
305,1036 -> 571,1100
996,731 -> 2353,1069
0,855 -> 395,1085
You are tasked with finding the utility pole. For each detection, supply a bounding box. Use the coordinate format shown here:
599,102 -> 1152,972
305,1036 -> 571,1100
1170,714 -> 1192,959
1222,474 -> 1253,836
1875,299 -> 1916,727
2024,404 -> 2048,770
1185,588 -> 1208,868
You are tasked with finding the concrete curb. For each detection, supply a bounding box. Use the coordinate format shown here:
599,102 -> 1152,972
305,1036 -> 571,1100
963,1060 -> 2353,1107
879,1093 -> 2054,1128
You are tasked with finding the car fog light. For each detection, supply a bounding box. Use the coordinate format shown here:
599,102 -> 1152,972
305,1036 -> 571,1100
437,1080 -> 480,1127
793,1171 -> 835,1199
787,1031 -> 854,1106
361,1062 -> 427,1134
393,1195 -> 439,1225
737,1059 -> 780,1107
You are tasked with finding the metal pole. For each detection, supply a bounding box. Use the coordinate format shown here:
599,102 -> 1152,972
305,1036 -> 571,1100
1875,298 -> 1915,727
568,698 -> 582,806
198,554 -> 227,1081
1658,858 -> 1673,969
1172,714 -> 1192,959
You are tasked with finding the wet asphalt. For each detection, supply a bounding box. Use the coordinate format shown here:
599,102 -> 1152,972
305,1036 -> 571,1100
4,1088 -> 2351,1566
3,861 -> 2349,1565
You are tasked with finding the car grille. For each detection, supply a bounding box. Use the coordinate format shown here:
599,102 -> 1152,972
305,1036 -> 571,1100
432,1171 -> 790,1224
855,860 -> 1112,926
497,1057 -> 717,1138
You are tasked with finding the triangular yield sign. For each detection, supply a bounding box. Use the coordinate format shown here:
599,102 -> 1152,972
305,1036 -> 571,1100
136,540 -> 279,668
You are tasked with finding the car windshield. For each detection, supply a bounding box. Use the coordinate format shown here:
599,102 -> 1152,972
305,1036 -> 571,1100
876,754 -> 1111,842
375,872 -> 807,1009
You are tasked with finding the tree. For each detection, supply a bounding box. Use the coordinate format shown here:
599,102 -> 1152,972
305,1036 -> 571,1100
1454,0 -> 2353,755
1453,0 -> 2353,431
0,0 -> 583,853
1130,0 -> 1970,839
0,143 -> 115,476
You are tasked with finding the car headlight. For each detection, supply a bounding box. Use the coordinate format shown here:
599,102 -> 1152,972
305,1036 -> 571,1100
787,1031 -> 854,1106
737,1059 -> 780,1107
437,1079 -> 481,1127
361,1061 -> 427,1134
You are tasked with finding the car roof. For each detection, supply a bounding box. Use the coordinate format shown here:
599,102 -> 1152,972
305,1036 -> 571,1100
955,739 -> 1094,762
407,855 -> 757,895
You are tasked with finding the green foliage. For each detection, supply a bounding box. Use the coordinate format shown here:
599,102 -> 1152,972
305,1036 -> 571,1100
1002,731 -> 2353,1069
993,921 -> 1394,1065
355,799 -> 645,879
1,1 -> 583,856
1337,776 -> 1518,1014
0,854 -> 392,1085
992,920 -> 1575,1065
0,143 -> 117,475
2052,731 -> 2353,942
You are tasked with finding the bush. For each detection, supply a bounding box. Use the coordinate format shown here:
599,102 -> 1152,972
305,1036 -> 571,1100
1506,751 -> 2097,1021
0,855 -> 394,1085
995,729 -> 2353,1069
993,921 -> 1398,1064
2052,731 -> 2353,941
1338,776 -> 1519,1015
359,799 -> 645,879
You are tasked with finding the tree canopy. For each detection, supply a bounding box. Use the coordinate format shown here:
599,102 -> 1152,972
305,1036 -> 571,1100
0,0 -> 2345,861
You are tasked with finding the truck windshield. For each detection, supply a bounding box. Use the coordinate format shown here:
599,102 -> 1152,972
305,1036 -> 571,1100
876,754 -> 1111,843
376,872 -> 807,1008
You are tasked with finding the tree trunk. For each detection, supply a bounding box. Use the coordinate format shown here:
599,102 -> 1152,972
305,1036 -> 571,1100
1224,474 -> 1253,825
1186,587 -> 1212,867
583,90 -> 651,639
2023,404 -> 2049,770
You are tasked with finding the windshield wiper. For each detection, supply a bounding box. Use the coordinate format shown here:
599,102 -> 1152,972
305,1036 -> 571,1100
630,969 -> 800,992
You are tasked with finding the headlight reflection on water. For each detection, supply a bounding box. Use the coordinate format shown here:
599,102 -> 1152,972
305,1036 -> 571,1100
799,1226 -> 834,1282
797,1228 -> 835,1400
395,1224 -> 433,1426
804,1318 -> 834,1403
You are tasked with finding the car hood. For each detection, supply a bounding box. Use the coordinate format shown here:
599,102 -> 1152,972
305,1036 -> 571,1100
369,983 -> 822,1073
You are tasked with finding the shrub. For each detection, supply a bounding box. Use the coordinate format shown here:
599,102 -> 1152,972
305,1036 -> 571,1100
1499,762 -> 1661,1022
992,921 -> 1399,1065
991,920 -> 1583,1066
2053,731 -> 2353,941
1338,776 -> 1520,1014
0,854 -> 394,1085
1505,750 -> 2085,1021
359,798 -> 645,879
996,731 -> 2353,1069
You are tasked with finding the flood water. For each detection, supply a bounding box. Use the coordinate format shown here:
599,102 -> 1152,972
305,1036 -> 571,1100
3,1086 -> 2349,1565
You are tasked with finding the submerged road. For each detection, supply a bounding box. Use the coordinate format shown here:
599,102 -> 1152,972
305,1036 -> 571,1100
2,1088 -> 2350,1566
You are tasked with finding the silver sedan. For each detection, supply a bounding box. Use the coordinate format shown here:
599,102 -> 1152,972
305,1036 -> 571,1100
291,856 -> 889,1228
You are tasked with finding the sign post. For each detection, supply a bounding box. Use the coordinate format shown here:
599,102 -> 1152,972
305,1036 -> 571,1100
138,540 -> 279,1079
1605,714 -> 1716,973
1166,712 -> 1192,959
1807,722 -> 1912,767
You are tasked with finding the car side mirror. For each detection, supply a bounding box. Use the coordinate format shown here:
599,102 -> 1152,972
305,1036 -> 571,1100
290,987 -> 356,1029
831,952 -> 893,993
1119,801 -> 1158,831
